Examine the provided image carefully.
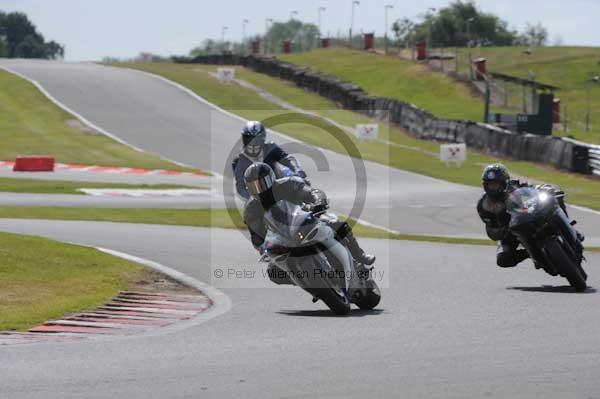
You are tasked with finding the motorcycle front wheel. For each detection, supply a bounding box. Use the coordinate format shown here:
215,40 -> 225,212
355,280 -> 381,310
313,286 -> 351,315
545,238 -> 587,292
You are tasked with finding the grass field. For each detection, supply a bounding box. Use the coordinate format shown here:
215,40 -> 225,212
0,177 -> 197,194
454,46 -> 600,143
281,47 -> 494,121
0,69 -> 196,171
0,231 -> 145,331
283,47 -> 600,143
115,62 -> 600,210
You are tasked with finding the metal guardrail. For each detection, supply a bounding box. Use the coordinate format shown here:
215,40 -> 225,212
562,137 -> 600,176
588,147 -> 600,176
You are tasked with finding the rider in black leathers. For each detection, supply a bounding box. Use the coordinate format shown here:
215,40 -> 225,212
243,162 -> 375,285
477,163 -> 580,268
232,121 -> 307,200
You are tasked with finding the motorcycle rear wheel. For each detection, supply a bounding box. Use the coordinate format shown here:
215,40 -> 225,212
545,238 -> 587,292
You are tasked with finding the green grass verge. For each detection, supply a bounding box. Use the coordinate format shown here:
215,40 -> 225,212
0,69 -> 197,172
113,62 -> 600,211
0,206 -> 244,229
0,206 -> 492,247
0,177 -> 199,194
0,231 -> 145,331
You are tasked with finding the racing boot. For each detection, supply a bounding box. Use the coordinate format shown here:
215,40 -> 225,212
345,233 -> 376,266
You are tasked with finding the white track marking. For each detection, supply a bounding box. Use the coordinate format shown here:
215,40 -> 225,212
78,188 -> 214,198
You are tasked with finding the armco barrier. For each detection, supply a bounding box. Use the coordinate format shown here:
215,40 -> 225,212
176,54 -> 593,175
13,156 -> 55,172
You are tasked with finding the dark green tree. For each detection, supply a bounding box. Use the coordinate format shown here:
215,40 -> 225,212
412,1 -> 518,47
44,40 -> 64,59
0,11 -> 64,59
15,34 -> 47,58
391,18 -> 416,47
264,20 -> 319,53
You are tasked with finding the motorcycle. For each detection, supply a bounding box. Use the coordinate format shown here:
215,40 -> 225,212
506,186 -> 588,292
260,199 -> 381,315
273,162 -> 311,186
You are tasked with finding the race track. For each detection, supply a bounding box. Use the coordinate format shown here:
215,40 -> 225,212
0,219 -> 599,399
0,60 -> 599,398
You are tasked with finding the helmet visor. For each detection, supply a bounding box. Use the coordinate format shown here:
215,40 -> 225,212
246,173 -> 274,197
244,137 -> 265,157
486,181 -> 505,192
484,180 -> 507,199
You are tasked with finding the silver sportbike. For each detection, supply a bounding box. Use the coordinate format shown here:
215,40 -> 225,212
260,199 -> 381,315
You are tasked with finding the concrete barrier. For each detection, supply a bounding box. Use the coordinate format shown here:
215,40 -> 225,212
176,54 -> 593,175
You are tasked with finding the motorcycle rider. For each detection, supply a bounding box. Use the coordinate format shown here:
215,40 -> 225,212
232,121 -> 307,200
477,163 -> 580,268
243,162 -> 375,285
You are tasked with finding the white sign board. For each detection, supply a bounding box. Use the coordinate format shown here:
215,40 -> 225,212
356,124 -> 378,141
440,143 -> 467,166
217,67 -> 235,83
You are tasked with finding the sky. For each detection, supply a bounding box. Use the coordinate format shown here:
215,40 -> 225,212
1,0 -> 598,61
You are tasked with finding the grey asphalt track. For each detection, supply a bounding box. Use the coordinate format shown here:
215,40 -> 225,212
0,219 -> 598,399
5,59 -> 600,241
1,60 -> 600,398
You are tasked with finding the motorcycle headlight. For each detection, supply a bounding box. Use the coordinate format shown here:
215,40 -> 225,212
539,192 -> 549,202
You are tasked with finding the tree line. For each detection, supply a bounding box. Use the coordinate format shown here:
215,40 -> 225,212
0,11 -> 64,59
189,1 -> 550,57
392,1 -> 548,48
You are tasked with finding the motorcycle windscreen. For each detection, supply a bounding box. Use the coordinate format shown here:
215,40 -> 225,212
507,187 -> 542,228
264,200 -> 319,248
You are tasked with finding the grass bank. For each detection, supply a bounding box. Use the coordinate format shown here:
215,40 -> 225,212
285,47 -> 600,143
454,46 -> 600,143
0,231 -> 145,331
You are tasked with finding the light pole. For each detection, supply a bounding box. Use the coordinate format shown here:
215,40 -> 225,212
265,18 -> 273,54
290,10 -> 298,21
318,6 -> 326,37
384,4 -> 394,55
466,17 -> 474,79
586,76 -> 600,132
349,1 -> 360,48
221,26 -> 228,52
242,19 -> 249,54
521,49 -> 532,112
426,7 -> 436,63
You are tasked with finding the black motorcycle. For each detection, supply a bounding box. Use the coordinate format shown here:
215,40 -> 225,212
506,186 -> 588,292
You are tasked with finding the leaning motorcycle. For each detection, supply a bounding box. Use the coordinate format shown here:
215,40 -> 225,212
261,200 -> 381,315
506,186 -> 587,292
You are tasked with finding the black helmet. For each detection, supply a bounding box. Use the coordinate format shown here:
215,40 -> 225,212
482,163 -> 510,199
242,121 -> 266,157
244,162 -> 276,200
